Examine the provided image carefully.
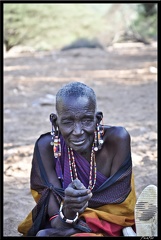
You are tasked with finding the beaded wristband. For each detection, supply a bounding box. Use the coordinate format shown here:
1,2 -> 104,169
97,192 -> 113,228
59,201 -> 79,224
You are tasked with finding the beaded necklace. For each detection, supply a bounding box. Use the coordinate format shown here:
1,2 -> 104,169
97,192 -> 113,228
67,145 -> 97,190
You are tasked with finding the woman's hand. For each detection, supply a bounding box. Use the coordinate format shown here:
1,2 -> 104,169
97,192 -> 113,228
62,179 -> 92,219
48,179 -> 92,236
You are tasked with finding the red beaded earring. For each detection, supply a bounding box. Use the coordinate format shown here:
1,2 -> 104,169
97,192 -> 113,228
94,121 -> 104,152
97,123 -> 104,150
50,124 -> 55,146
53,127 -> 61,158
94,129 -> 98,151
50,113 -> 61,158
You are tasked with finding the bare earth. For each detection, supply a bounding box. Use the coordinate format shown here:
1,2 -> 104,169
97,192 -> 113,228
4,42 -> 157,236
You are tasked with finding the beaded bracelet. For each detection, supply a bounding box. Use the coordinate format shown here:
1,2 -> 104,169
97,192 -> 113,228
59,201 -> 79,224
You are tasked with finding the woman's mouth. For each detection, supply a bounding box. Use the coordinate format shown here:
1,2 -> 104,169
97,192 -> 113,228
71,139 -> 85,146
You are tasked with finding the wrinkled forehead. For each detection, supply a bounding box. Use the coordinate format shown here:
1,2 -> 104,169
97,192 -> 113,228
56,95 -> 96,115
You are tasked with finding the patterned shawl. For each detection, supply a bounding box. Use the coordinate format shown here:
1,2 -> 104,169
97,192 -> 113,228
18,132 -> 136,236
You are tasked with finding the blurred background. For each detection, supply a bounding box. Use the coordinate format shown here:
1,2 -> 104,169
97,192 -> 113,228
4,3 -> 157,52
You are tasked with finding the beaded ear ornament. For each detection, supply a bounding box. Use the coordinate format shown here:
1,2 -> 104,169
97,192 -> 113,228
94,121 -> 104,152
50,113 -> 61,158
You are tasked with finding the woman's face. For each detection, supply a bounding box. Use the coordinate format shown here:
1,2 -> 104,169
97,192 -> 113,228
56,95 -> 97,154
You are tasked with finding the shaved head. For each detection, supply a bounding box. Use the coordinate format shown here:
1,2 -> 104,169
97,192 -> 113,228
56,82 -> 97,114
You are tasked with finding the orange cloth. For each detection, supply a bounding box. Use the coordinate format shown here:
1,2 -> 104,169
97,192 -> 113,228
71,174 -> 136,236
18,174 -> 136,236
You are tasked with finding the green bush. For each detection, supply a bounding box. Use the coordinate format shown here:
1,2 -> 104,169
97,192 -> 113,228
4,3 -> 157,51
4,3 -> 108,51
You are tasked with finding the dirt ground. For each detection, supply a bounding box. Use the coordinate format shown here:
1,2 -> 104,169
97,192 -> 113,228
3,41 -> 157,236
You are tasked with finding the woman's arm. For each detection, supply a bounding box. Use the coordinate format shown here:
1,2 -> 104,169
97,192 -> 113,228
37,135 -> 92,236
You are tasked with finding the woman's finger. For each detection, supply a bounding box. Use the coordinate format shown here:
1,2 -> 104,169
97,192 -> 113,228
72,179 -> 86,190
64,192 -> 92,204
65,187 -> 91,197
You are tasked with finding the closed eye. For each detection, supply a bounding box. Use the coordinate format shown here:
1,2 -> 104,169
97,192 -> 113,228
82,118 -> 94,124
62,121 -> 73,125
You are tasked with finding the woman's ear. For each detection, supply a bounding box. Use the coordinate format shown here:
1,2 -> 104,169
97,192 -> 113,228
96,111 -> 103,123
50,113 -> 58,126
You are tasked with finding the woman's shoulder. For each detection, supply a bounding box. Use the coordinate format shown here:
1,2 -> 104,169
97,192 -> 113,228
36,132 -> 52,150
104,125 -> 130,142
33,132 -> 54,166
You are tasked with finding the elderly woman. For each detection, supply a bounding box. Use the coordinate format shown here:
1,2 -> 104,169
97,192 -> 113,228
18,82 -> 137,236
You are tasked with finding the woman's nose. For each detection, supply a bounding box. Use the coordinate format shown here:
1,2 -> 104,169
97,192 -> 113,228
73,122 -> 83,135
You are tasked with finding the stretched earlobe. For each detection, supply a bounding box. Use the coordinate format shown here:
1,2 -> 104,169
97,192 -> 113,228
96,111 -> 103,123
50,113 -> 57,124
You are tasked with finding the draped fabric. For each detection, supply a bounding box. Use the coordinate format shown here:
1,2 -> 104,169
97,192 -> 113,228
18,132 -> 136,237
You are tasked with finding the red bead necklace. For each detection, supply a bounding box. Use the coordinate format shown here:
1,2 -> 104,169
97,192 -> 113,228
67,145 -> 97,190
